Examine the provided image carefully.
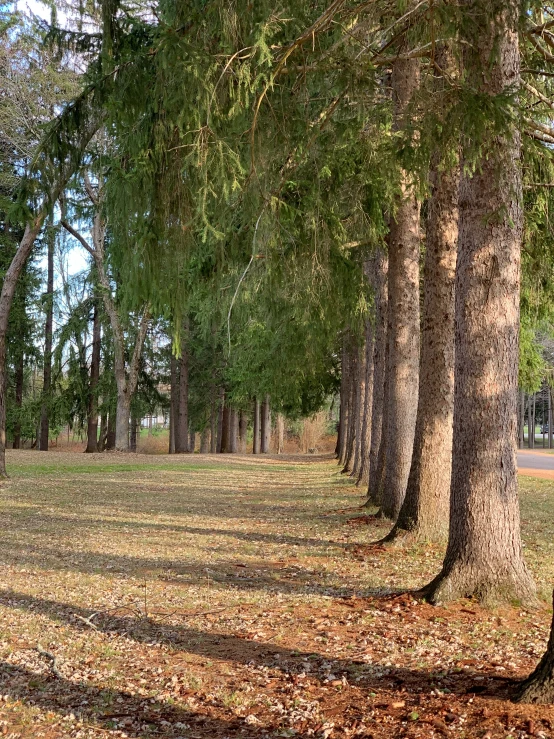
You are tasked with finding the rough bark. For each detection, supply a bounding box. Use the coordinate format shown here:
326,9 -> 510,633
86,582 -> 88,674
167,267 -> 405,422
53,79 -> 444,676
115,393 -> 131,452
366,249 -> 388,504
422,0 -> 536,603
12,351 -> 24,450
253,397 -> 261,454
261,394 -> 271,453
515,591 -> 554,703
385,62 -> 459,543
85,300 -> 101,453
39,227 -> 55,451
380,57 -> 421,521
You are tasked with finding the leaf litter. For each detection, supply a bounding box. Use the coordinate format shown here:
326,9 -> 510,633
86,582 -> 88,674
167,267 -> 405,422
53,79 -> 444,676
0,450 -> 552,738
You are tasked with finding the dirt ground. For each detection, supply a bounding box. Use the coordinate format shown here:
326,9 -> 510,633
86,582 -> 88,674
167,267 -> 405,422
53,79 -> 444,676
0,450 -> 553,738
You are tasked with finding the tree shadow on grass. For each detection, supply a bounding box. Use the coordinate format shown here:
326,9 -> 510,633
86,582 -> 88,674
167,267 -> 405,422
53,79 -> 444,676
0,588 -> 517,699
3,512 -> 346,550
0,660 -> 282,738
0,545 -> 392,597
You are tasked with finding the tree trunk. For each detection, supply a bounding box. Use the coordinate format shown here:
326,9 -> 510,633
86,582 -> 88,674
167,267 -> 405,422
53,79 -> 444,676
238,410 -> 248,453
366,249 -> 388,504
253,397 -> 261,454
64,213 -> 149,454
515,590 -> 554,703
261,394 -> 271,453
200,427 -> 210,453
210,388 -> 218,453
229,409 -> 238,453
350,343 -> 366,478
422,0 -> 536,604
39,227 -> 55,451
85,300 -> 101,453
189,429 -> 196,453
338,345 -> 350,466
380,57 -> 421,521
357,272 -> 376,486
276,413 -> 285,454
175,330 -> 189,454
221,403 -> 230,453
106,412 -> 116,450
342,344 -> 359,473
115,390 -> 130,451
169,354 -> 178,454
216,388 -> 225,452
385,65 -> 459,542
12,351 -> 24,450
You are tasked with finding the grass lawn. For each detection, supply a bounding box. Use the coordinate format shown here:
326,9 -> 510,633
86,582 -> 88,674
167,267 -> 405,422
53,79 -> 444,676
0,450 -> 553,738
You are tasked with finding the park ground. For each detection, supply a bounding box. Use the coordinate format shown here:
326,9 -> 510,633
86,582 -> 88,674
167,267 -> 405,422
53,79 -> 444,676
0,453 -> 553,738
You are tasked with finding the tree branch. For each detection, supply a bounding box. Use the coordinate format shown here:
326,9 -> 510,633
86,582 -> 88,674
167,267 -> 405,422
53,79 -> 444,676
60,219 -> 96,258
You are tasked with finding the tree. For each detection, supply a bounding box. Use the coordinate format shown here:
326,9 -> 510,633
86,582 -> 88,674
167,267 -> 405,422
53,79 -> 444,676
380,57 -> 422,521
174,322 -> 189,454
61,182 -> 150,452
422,0 -> 536,604
85,295 -> 101,452
39,223 -> 55,450
0,7 -> 99,474
366,249 -> 388,505
384,44 -> 459,543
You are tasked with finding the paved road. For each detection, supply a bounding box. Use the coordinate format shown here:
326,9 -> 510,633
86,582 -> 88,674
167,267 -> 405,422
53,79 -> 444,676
517,450 -> 554,473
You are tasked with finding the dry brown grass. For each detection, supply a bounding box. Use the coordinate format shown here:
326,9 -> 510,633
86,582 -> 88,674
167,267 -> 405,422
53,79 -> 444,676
0,451 -> 552,738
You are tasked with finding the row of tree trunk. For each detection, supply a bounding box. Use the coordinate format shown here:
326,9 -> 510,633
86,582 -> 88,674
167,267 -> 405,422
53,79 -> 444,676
519,388 -> 553,449
337,14 -> 536,608
336,2 -> 554,695
167,375 -> 276,455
